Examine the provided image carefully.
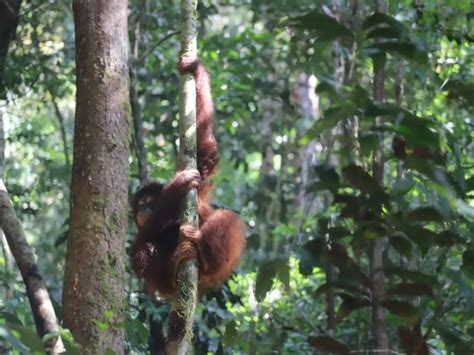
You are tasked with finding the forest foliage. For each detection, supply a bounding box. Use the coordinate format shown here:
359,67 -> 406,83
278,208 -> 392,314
0,0 -> 473,353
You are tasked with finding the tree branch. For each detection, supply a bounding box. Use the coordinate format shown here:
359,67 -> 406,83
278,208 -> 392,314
50,93 -> 71,169
0,180 -> 64,354
137,31 -> 180,66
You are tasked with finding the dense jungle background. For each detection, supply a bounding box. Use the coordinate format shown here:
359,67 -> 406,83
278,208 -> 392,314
0,0 -> 473,353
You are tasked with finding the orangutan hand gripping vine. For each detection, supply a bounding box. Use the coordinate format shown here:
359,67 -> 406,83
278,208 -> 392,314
130,56 -> 245,299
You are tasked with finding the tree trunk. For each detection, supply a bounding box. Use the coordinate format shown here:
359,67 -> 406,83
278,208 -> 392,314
129,7 -> 149,184
130,66 -> 149,184
370,0 -> 389,353
166,0 -> 200,353
50,94 -> 71,169
343,0 -> 361,164
62,0 -> 130,353
294,73 -> 320,216
256,96 -> 274,253
0,0 -> 22,91
294,73 -> 320,248
0,110 -> 14,301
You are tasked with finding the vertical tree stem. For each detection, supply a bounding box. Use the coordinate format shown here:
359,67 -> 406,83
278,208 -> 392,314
0,109 -> 14,301
371,0 -> 389,353
166,0 -> 199,353
129,4 -> 150,184
50,94 -> 71,169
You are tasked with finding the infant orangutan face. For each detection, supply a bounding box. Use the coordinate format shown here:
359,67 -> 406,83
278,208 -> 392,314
135,195 -> 154,228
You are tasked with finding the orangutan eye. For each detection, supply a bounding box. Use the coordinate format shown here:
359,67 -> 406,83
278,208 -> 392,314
138,196 -> 153,210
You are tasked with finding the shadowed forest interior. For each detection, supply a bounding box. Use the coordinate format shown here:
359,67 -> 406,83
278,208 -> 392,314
0,0 -> 473,354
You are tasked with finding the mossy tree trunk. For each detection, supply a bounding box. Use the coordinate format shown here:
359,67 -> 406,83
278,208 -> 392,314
166,0 -> 200,353
62,0 -> 130,353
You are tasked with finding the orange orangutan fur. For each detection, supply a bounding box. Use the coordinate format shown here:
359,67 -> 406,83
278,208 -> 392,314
130,57 -> 245,299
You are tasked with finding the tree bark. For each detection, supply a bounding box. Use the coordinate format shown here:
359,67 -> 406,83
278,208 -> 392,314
0,109 -> 14,301
294,73 -> 321,248
295,73 -> 320,215
370,0 -> 389,353
256,96 -> 274,253
130,66 -> 149,184
50,94 -> 71,169
0,180 -> 65,353
395,62 -> 404,180
129,6 -> 149,184
62,0 -> 130,353
166,1 -> 200,353
343,0 -> 361,164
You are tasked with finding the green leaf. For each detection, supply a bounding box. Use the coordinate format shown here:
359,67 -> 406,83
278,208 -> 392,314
307,181 -> 333,193
59,329 -> 81,355
343,164 -> 383,195
308,335 -> 351,354
434,230 -> 459,247
350,85 -> 373,109
326,243 -> 371,287
393,112 -> 439,148
274,259 -> 291,293
389,233 -> 413,258
372,51 -> 386,71
461,249 -> 474,280
0,325 -> 29,353
384,267 -> 437,286
328,226 -> 351,240
446,268 -> 474,310
314,164 -> 340,193
299,239 -> 325,275
362,12 -> 408,34
326,242 -> 351,269
407,207 -> 443,223
381,300 -> 419,322
7,323 -> 45,352
363,42 -> 427,64
336,294 -> 370,321
255,259 -> 290,301
362,13 -> 426,63
403,225 -> 437,255
285,11 -> 354,41
391,177 -> 415,195
442,79 -> 474,109
223,321 -> 238,346
359,133 -> 379,157
255,262 -> 277,302
434,323 -> 474,354
0,312 -> 23,325
465,176 -> 474,192
315,278 -> 369,299
365,101 -> 400,118
316,81 -> 339,99
314,283 -> 329,297
301,102 -> 359,142
366,26 -> 403,40
360,221 -> 388,240
386,283 -> 433,297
